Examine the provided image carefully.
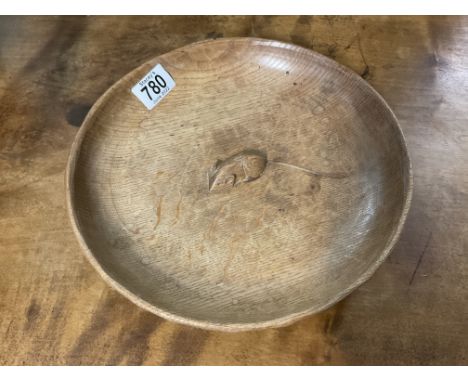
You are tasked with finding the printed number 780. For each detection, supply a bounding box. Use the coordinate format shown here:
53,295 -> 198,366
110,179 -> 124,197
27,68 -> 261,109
140,75 -> 167,101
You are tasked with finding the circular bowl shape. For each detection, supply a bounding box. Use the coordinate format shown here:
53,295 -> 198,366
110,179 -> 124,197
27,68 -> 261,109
67,38 -> 412,331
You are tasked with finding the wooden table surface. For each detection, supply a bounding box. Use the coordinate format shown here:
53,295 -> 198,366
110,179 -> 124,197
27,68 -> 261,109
1,16 -> 467,365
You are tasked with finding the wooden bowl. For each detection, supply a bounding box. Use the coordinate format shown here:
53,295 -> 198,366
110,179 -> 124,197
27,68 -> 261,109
66,38 -> 412,331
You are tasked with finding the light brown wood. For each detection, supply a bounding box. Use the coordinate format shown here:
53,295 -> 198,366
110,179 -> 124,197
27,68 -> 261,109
66,38 -> 411,331
1,16 -> 467,365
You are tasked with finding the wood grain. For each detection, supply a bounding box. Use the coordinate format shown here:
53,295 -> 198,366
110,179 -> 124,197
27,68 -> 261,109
1,16 -> 467,364
66,37 -> 411,331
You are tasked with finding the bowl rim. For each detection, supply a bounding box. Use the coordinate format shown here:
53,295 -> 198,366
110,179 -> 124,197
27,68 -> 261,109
66,37 -> 413,332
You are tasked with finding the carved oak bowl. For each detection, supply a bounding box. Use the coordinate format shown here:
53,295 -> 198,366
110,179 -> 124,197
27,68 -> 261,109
67,38 -> 412,331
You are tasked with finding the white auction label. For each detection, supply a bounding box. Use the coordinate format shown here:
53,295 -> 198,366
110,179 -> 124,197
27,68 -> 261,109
131,64 -> 175,110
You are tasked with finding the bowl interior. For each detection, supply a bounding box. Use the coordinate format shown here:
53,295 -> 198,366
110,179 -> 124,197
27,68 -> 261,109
68,38 -> 410,328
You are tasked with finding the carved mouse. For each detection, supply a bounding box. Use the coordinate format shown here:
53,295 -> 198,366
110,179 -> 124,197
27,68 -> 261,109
208,150 -> 267,192
208,149 -> 349,192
